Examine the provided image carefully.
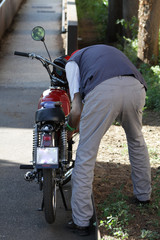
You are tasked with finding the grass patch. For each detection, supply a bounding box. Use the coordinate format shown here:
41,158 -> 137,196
99,186 -> 132,239
98,173 -> 160,240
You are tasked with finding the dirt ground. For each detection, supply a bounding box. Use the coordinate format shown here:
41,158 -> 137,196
93,111 -> 160,239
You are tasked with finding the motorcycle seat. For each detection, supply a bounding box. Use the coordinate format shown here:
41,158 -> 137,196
35,107 -> 65,123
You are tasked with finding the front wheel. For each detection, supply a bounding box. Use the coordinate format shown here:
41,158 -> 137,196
43,169 -> 56,224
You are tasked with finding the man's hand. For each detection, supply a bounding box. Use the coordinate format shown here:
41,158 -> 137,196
67,130 -> 74,140
67,128 -> 79,141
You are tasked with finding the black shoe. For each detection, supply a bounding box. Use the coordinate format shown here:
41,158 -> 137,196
136,198 -> 150,205
67,219 -> 90,236
129,197 -> 150,205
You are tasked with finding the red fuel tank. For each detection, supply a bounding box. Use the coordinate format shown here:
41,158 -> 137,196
38,88 -> 70,116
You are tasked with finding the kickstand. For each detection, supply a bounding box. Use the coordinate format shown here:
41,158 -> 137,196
59,184 -> 68,210
38,197 -> 44,211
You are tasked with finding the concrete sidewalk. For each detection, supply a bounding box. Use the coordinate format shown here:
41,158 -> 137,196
0,0 -> 96,239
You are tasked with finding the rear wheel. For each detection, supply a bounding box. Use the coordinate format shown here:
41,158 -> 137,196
43,169 -> 56,224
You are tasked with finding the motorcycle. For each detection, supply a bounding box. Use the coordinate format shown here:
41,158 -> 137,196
14,26 -> 78,224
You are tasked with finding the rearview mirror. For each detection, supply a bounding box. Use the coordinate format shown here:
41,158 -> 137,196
31,26 -> 45,41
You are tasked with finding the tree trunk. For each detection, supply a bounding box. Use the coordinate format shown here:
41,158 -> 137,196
107,0 -> 123,43
137,0 -> 160,65
123,0 -> 139,38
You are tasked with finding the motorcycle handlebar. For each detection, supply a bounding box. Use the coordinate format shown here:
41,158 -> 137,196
14,51 -> 66,73
14,51 -> 30,57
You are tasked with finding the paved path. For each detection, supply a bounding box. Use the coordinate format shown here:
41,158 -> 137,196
0,0 -> 96,239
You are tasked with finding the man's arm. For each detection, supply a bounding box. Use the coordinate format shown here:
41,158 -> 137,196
68,92 -> 83,130
65,61 -> 82,137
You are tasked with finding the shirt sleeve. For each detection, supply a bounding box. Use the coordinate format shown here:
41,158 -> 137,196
65,61 -> 80,101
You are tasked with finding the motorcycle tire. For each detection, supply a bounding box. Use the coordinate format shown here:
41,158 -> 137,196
43,169 -> 56,224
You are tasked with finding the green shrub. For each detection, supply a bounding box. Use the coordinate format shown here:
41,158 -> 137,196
116,18 -> 160,112
76,2 -> 160,112
76,0 -> 108,42
139,64 -> 160,111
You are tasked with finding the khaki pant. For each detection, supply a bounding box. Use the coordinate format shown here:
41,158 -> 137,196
71,76 -> 151,227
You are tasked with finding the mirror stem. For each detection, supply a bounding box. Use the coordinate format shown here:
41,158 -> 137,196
43,41 -> 52,62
